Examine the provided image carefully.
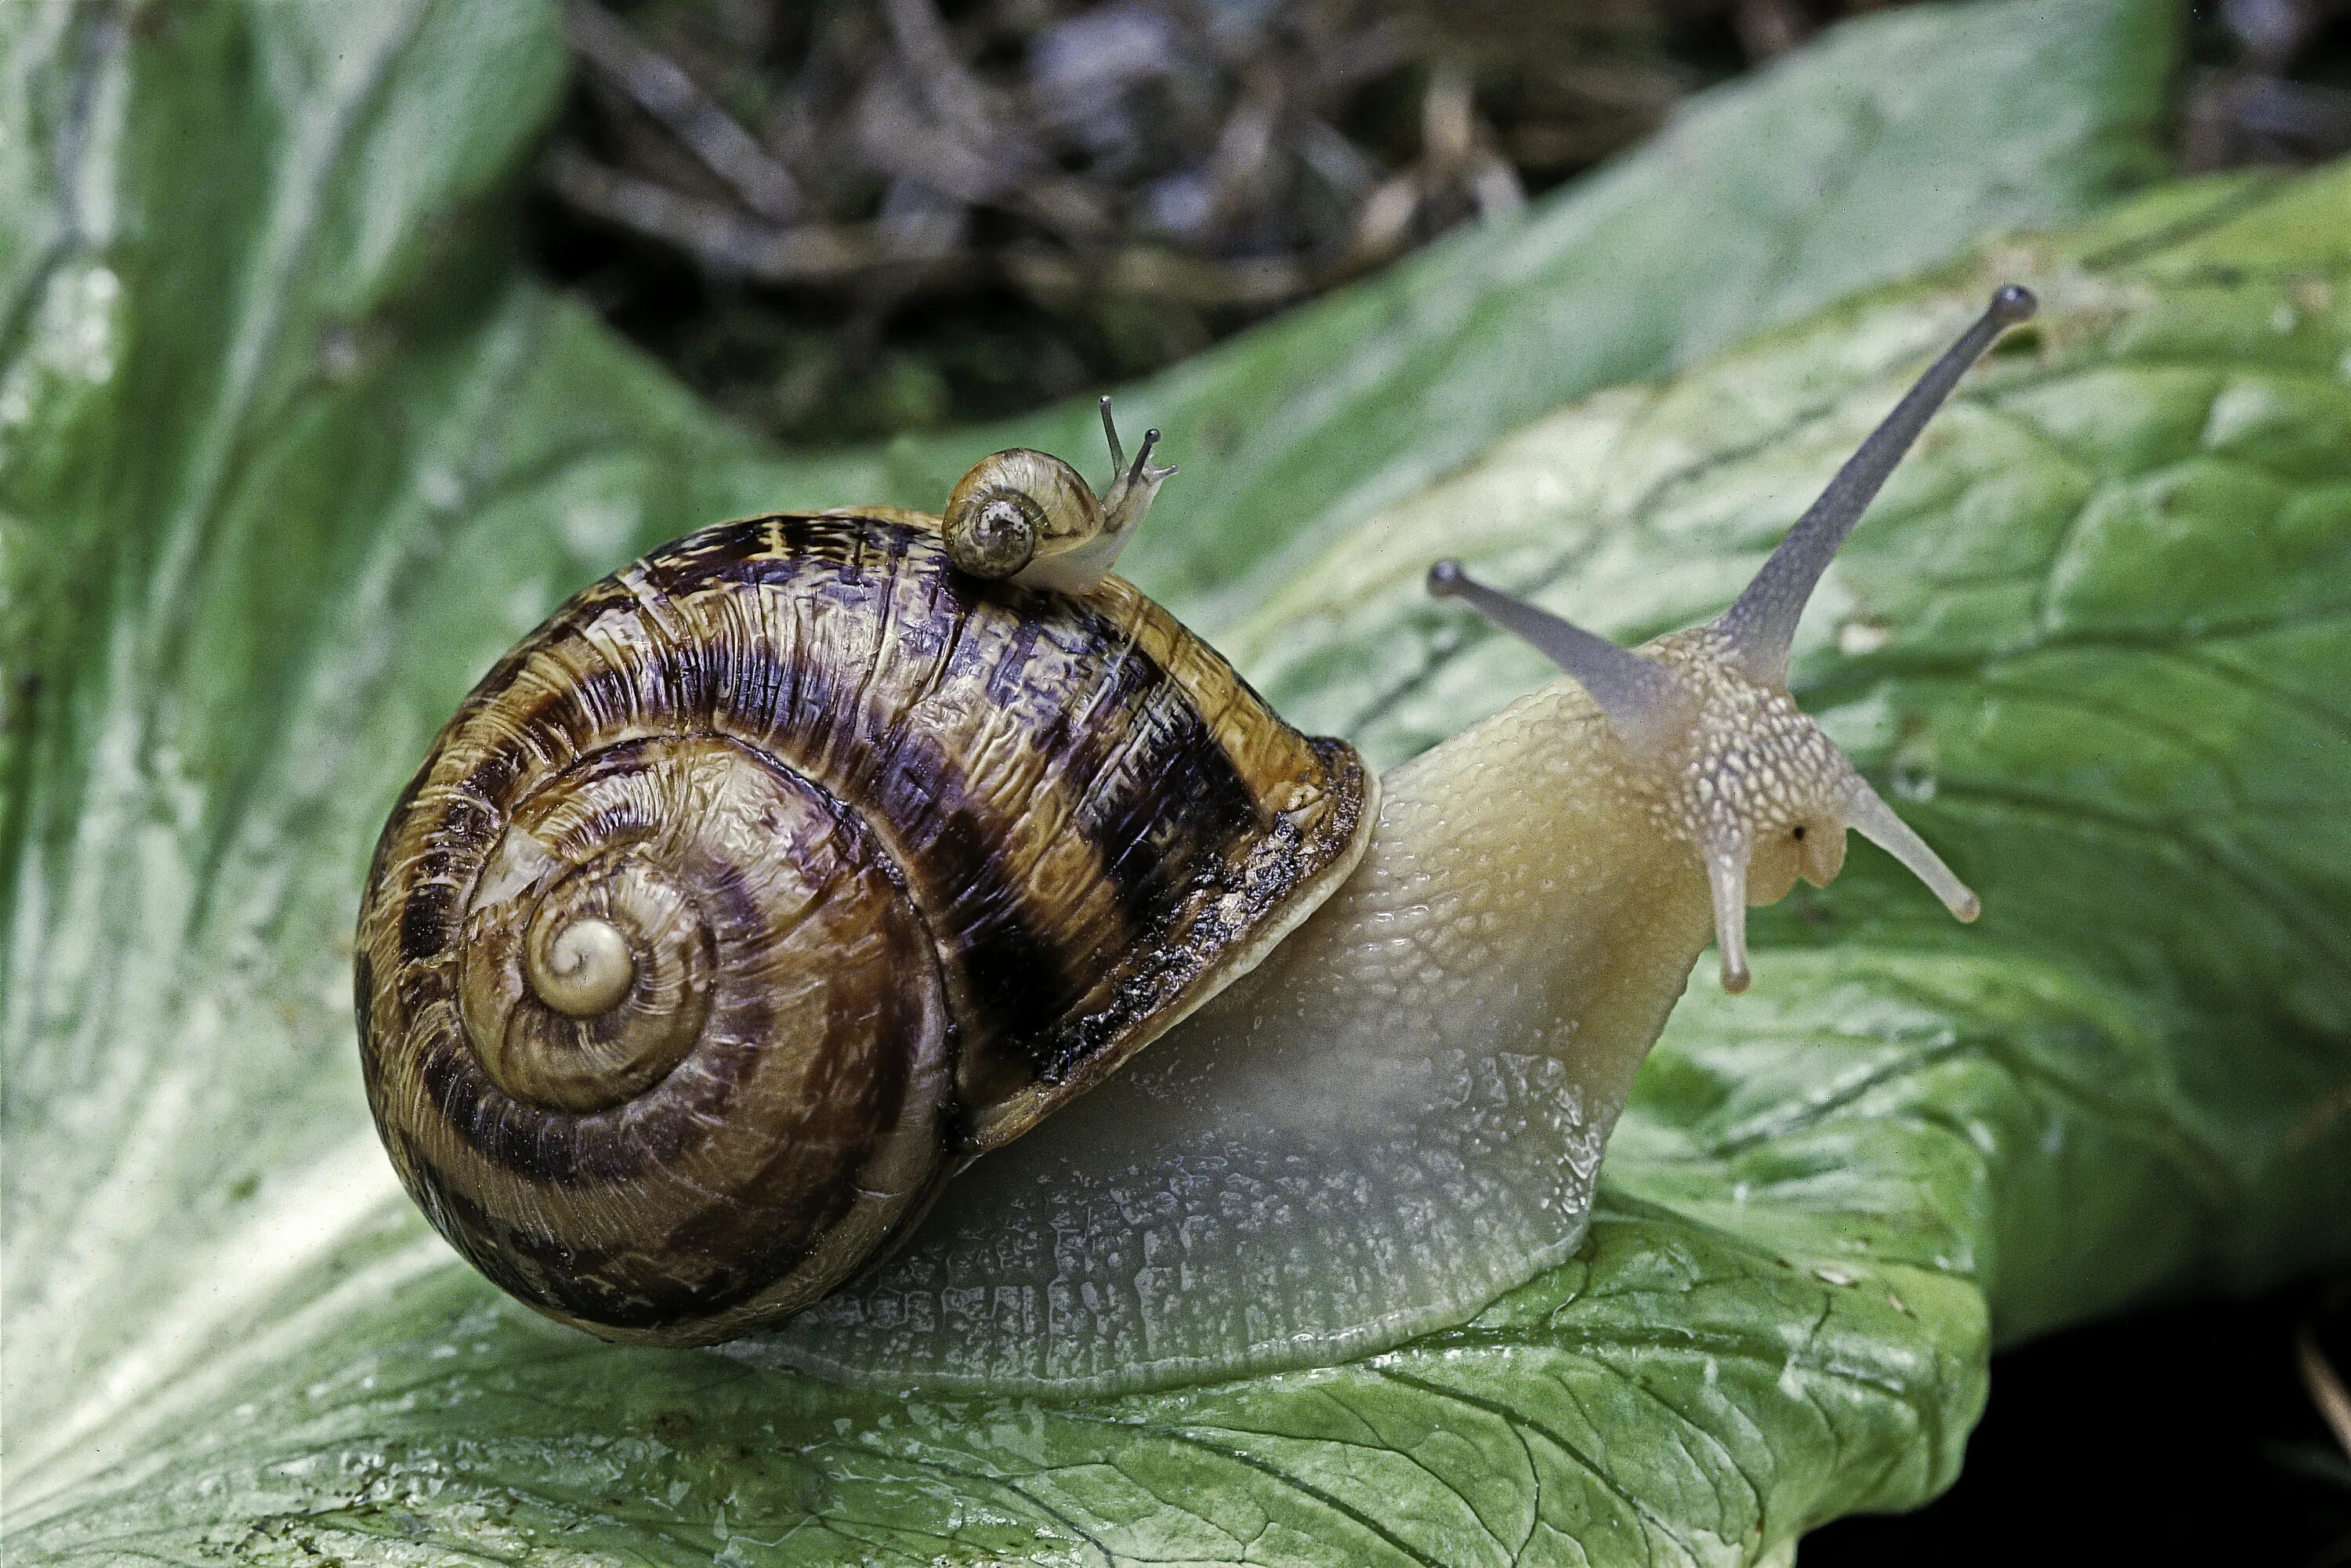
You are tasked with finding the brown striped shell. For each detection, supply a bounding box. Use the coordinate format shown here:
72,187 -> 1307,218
355,509 -> 1371,1345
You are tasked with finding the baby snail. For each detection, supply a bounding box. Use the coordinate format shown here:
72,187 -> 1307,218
357,285 -> 2036,1395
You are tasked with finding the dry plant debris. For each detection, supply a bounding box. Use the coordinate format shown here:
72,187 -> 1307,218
531,0 -> 2351,442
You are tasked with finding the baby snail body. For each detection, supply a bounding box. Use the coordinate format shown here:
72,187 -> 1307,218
358,288 -> 2035,1394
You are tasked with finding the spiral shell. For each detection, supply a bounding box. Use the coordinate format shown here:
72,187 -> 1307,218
357,511 -> 1371,1344
941,448 -> 1098,580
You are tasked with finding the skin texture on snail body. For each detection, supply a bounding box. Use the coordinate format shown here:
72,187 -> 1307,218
751,286 -> 2035,1393
354,418 -> 1374,1346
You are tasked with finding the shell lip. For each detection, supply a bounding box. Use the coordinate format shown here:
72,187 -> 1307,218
964,735 -> 1378,1153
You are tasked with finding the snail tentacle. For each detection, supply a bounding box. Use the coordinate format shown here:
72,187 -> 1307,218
1715,284 -> 2037,685
1845,781 -> 1980,922
1426,559 -> 1684,755
1429,287 -> 2029,990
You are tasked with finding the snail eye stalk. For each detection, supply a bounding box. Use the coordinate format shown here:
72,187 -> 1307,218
1425,560 -> 1686,756
1096,395 -> 1176,544
1712,284 -> 2037,686
1426,286 -> 2034,991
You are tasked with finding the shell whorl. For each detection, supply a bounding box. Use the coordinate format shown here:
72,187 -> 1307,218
942,449 -> 1096,580
357,513 -> 1371,1343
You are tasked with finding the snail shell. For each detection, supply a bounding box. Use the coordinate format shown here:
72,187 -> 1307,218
356,511 -> 1371,1345
940,448 -> 1096,579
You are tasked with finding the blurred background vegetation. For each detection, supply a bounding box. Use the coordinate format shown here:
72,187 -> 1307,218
531,2 -> 2351,1559
535,0 -> 2351,444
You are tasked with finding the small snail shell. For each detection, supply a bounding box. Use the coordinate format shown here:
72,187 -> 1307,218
360,291 -> 2031,1386
943,399 -> 1176,592
355,471 -> 1371,1344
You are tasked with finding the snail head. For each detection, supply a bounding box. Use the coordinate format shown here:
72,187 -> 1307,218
1431,284 -> 2034,992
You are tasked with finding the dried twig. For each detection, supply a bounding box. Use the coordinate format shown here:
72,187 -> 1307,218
563,0 -> 802,224
538,0 -> 2351,445
1002,244 -> 1308,310
547,149 -> 965,287
883,0 -> 1005,144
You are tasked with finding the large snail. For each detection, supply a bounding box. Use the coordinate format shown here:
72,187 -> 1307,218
357,285 -> 2036,1393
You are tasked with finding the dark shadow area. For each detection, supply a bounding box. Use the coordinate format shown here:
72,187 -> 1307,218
1808,1280 -> 2351,1566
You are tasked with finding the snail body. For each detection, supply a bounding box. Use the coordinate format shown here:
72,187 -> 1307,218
764,662 -> 1722,1390
359,293 -> 2033,1389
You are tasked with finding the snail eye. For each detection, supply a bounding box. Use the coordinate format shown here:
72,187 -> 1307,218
1792,825 -> 1807,841
947,493 -> 1041,579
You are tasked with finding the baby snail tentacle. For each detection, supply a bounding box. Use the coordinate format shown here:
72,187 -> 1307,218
1431,284 -> 2031,992
941,397 -> 1177,592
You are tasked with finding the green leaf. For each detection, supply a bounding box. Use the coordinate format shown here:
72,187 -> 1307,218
15,1 -> 2348,1565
